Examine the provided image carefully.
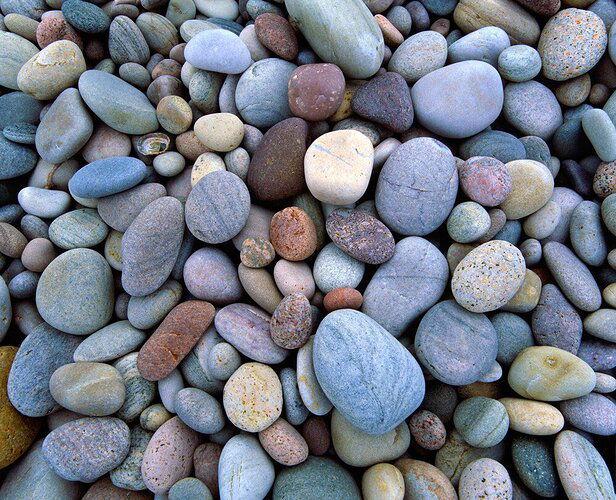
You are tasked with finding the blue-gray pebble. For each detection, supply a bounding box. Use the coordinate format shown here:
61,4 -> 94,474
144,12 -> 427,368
174,387 -> 225,434
69,156 -> 147,199
490,312 -> 534,366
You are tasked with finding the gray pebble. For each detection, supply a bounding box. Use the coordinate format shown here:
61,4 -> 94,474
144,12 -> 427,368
570,200 -> 607,266
174,387 -> 225,434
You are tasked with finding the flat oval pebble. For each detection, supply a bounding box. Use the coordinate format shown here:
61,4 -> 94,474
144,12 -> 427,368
499,397 -> 564,435
396,458 -> 457,500
458,458 -> 512,500
511,435 -> 559,498
287,64 -> 345,121
388,31 -> 448,83
453,396 -> 509,448
459,156 -> 512,207
48,208 -> 108,250
270,293 -> 312,349
69,156 -> 147,199
127,279 -> 182,330
500,159 -> 554,220
174,387 -> 225,434
532,284 -> 582,353
42,417 -> 130,483
559,392 -> 616,435
258,417 -> 308,466
73,321 -> 146,362
185,29 -> 251,74
570,200 -> 607,266
296,336 -> 333,416
0,134 -> 38,181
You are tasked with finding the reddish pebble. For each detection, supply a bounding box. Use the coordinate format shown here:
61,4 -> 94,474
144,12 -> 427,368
459,156 -> 513,207
593,161 -> 616,198
20,238 -> 56,272
323,288 -> 363,312
258,418 -> 309,466
269,207 -> 317,261
301,416 -> 330,456
137,300 -> 215,381
82,476 -> 151,500
270,292 -> 312,349
254,13 -> 298,61
176,131 -> 209,162
408,410 -> 447,451
36,15 -> 83,49
193,442 -> 222,497
288,64 -> 346,121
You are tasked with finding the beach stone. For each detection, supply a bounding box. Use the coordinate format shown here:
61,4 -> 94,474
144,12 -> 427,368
174,387 -> 225,434
560,392 -> 616,435
287,64 -> 345,121
416,300 -> 498,385
532,284 -> 582,353
362,236 -> 448,337
453,396 -> 509,448
237,264 -> 283,314
247,117 -> 308,201
279,367 -> 309,426
254,12 -> 297,61
594,372 -> 616,393
218,434 -> 275,500
362,463 -> 404,500
141,416 -> 199,494
314,309 -> 424,434
557,74 -> 593,107
235,58 -> 296,128
0,223 -> 27,258
223,362 -> 282,432
158,369 -> 184,414
458,458 -> 512,500
296,336 -> 333,416
127,279 -> 182,330
396,459 -> 457,500
388,31 -> 447,83
272,456 -> 361,500
62,0 -> 109,33
82,476 -> 150,499
500,397 -> 564,436
36,248 -> 113,335
376,138 -> 457,235
183,247 -> 241,304
543,241 -> 602,312
0,32 -> 39,90
185,29 -> 251,74
97,183 -> 166,233
17,40 -> 85,101
523,201 -> 561,240
269,207 -> 317,262
48,208 -> 108,250
323,288 -> 363,312
0,280 -> 9,342
138,300 -> 214,381
81,124 -> 132,164
0,134 -> 37,181
503,81 -> 563,140
240,237 -> 275,268
258,417 -> 308,466
594,161 -> 616,198
270,293 -> 311,349
458,156 -> 512,207
501,269 -> 541,313
135,13 -> 178,56
448,26 -> 510,67
168,478 -> 211,500
554,430 -> 615,499
577,338 -> 616,371
207,342 -> 241,382
0,91 -> 42,130
49,362 -> 125,416
69,156 -> 147,199
584,309 -> 616,342
408,410 -> 447,450
43,417 -> 130,483
603,193 -> 616,235
113,352 -> 156,422
286,0 -> 383,79
583,109 -> 616,162
411,61 -> 503,138
186,171 -> 250,244
108,16 -> 150,65
446,202 -> 491,243
508,346 -> 596,401
539,8 -> 607,82
500,159 -> 554,220
313,242 -> 365,293
78,70 -> 158,134
305,130 -> 373,205
192,442 -> 221,495
331,409 -> 410,467
73,321 -> 145,363
301,416 -> 330,455
452,240 -> 526,313
110,426 -> 152,491
194,113 -> 243,153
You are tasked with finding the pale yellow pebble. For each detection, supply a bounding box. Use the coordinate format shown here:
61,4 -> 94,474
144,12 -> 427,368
156,95 -> 192,135
499,397 -> 564,435
603,283 -> 616,307
190,152 -> 226,186
3,13 -> 39,42
500,160 -> 554,220
500,269 -> 541,313
194,112 -> 244,152
329,80 -> 364,122
362,463 -> 405,500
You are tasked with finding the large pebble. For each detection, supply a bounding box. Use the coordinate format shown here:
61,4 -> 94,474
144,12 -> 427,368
497,44 -> 542,82
97,183 -> 166,233
314,309 -> 425,434
110,426 -> 152,491
569,200 -> 607,266
388,31 -> 447,83
42,417 -> 130,483
287,64 -> 345,121
411,61 -> 503,139
175,387 -> 225,434
500,397 -> 564,435
453,396 -> 509,447
74,321 -> 146,362
362,236 -> 448,337
48,208 -> 108,250
458,458 -> 512,500
396,458 -> 457,500
258,417 -> 308,466
185,29 -> 251,74
448,26 -> 510,66
69,156 -> 147,199
0,31 -> 39,90
127,279 -> 182,330
0,134 -> 37,180
183,247 -> 241,304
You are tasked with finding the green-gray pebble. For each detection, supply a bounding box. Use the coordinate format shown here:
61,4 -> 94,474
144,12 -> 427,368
73,320 -> 146,362
48,208 -> 109,250
114,352 -> 156,422
453,396 -> 509,448
110,425 -> 152,491
512,435 -> 560,497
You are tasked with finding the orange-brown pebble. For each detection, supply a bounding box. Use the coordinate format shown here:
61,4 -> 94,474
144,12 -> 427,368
323,287 -> 363,312
408,410 -> 447,451
301,416 -> 330,456
193,442 -> 222,496
269,207 -> 317,261
152,59 -> 182,79
258,418 -> 309,466
375,14 -> 404,46
176,131 -> 209,162
169,43 -> 186,64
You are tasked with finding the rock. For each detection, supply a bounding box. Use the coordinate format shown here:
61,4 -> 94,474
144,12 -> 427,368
74,321 -> 146,362
458,156 -> 512,207
560,392 -> 616,435
286,0 -> 383,79
48,208 -> 108,250
269,207 -> 317,261
223,362 -> 282,432
331,409 -> 410,467
49,362 -> 125,416
113,353 -> 156,422
388,31 -> 448,82
174,387 -> 225,434
185,29 -> 251,74
539,8 -> 607,82
584,309 -> 616,342
258,417 -> 308,466
194,113 -> 244,153
235,58 -> 296,128
42,417 -> 130,482
97,183 -> 166,233
411,61 -> 503,139
500,397 -> 564,435
532,284 -> 582,353
570,200 -> 607,266
237,264 -> 283,314
135,13 -> 179,56
185,171 -> 250,244
0,32 -> 39,90
17,40 -> 85,100
245,118 -> 308,201
408,410 -> 447,450
362,236 -> 448,337
127,279 -> 182,330
192,442 -> 221,495
183,247 -> 241,304
458,458 -> 512,499
168,478 -> 211,500
272,456 -> 361,499
305,130 -> 374,205
453,397 -> 509,447
554,430 -> 615,499
313,309 -> 425,434
448,26 -> 510,67
446,202 -> 491,243
62,0 -> 110,33
110,426 -> 152,491
0,223 -> 27,258
218,434 -> 275,500
141,416 -> 199,494
82,476 -> 151,499
137,300 -> 214,381
0,134 -> 37,180
254,12 -> 298,61
415,300 -> 498,386
313,243 -> 365,293
543,241 -> 602,312
452,240 -> 526,313
108,16 -> 150,65
78,70 -> 158,134
240,237 -> 276,268
69,156 -> 147,199
522,200 -> 561,239
396,459 -> 457,500
296,336 -> 333,416
323,287 -> 363,312
287,64 -> 345,121
36,248 -> 114,335
207,342 -> 241,381
270,293 -> 312,349
362,463 -> 404,500
508,346 -> 596,401
497,45 -> 542,82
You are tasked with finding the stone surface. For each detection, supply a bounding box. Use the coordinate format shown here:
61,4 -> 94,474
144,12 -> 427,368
185,29 -> 251,74
287,64 -> 345,121
69,156 -> 147,199
500,397 -> 564,436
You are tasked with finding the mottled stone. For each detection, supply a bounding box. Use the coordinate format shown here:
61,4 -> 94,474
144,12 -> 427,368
532,284 -> 582,353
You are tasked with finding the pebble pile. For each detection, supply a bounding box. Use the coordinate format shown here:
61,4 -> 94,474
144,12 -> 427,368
0,0 -> 616,498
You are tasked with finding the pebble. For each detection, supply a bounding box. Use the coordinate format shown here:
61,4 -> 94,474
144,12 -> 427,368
362,463 -> 404,500
223,362 -> 282,432
500,397 -> 564,435
258,417 -> 308,466
192,442 -> 221,495
114,353 -> 155,422
584,309 -> 616,342
497,44 -> 541,82
532,284 -> 582,353
500,159 -> 554,220
504,81 -> 563,140
194,113 -> 243,152
415,300 -> 498,385
287,64 -> 345,121
583,109 -> 616,162
305,130 -> 374,205
446,202 -> 491,243
254,12 -> 297,61
0,222 -> 27,258
127,279 -> 182,330
313,242 -> 365,293
240,237 -> 275,268
458,458 -> 512,500
207,342 -> 241,381
323,287 -> 363,312
48,208 -> 108,250
594,372 -> 616,393
169,478 -> 212,500
396,458 -> 457,500
408,410 -> 447,450
296,336 -> 333,416
42,417 -> 130,483
185,29 -> 251,74
174,387 -> 225,434
453,396 -> 509,448
270,293 -> 312,349
388,31 -> 447,83
560,392 -> 616,435
594,161 -> 616,198
448,26 -> 510,67
508,346 -> 596,401
270,207 -> 317,261
73,321 -> 145,362
0,134 -> 38,180
458,156 -> 512,207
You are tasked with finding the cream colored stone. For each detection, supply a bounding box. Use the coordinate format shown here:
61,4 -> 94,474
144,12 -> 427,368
501,160 -> 554,220
499,397 -> 564,435
190,152 -> 225,186
194,112 -> 244,152
362,463 -> 405,500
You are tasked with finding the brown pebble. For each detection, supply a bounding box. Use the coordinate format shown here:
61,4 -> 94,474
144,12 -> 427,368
84,38 -> 105,62
176,131 -> 209,162
169,43 -> 186,64
137,300 -> 215,381
0,223 -> 28,258
408,410 -> 447,451
82,476 -> 151,500
151,58 -> 182,79
589,83 -> 610,107
301,416 -> 330,456
146,75 -> 184,105
20,238 -> 56,272
82,124 -> 132,163
375,14 -> 404,46
593,161 -> 616,198
254,13 -> 298,61
258,418 -> 309,466
323,288 -> 363,312
193,442 -> 222,497
36,15 -> 82,49
270,292 -> 312,349
288,64 -> 346,121
240,237 -> 276,268
156,95 -> 192,135
430,18 -> 450,36
269,207 -> 317,261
